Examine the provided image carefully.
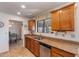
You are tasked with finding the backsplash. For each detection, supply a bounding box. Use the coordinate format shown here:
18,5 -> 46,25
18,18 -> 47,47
52,31 -> 75,38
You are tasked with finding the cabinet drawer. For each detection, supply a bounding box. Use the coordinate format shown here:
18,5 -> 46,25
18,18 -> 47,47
51,51 -> 62,57
51,47 -> 75,57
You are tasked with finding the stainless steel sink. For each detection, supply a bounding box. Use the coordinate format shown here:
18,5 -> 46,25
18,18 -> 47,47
33,35 -> 42,40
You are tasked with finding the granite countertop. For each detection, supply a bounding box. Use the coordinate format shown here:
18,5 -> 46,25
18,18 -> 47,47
25,35 -> 79,56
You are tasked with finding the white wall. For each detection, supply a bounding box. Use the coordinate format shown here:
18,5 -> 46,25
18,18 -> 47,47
34,3 -> 79,42
0,13 -> 9,53
22,18 -> 29,47
0,12 -> 29,53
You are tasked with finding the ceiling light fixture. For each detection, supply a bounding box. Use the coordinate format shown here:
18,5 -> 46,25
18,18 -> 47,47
9,25 -> 12,27
17,12 -> 21,15
21,5 -> 26,9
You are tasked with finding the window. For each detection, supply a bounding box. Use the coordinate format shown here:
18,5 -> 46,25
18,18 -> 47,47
37,20 -> 44,33
37,18 -> 51,33
44,19 -> 51,33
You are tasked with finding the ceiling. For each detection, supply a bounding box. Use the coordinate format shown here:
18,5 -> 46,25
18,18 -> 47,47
0,2 -> 68,18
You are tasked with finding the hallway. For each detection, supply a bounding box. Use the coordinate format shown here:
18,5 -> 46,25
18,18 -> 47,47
0,40 -> 35,57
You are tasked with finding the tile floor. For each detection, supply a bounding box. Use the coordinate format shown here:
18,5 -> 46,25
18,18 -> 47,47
0,40 -> 35,57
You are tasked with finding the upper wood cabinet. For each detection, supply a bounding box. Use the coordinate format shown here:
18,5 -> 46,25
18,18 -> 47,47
51,3 -> 75,31
60,4 -> 74,31
28,19 -> 36,31
51,10 -> 60,31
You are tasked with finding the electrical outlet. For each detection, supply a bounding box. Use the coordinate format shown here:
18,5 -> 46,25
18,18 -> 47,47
71,34 -> 75,38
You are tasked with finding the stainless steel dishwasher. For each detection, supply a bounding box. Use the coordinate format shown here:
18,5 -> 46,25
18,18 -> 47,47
40,42 -> 51,57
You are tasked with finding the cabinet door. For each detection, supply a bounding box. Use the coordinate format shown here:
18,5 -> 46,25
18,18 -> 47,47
60,4 -> 74,31
25,37 -> 28,48
28,20 -> 35,30
30,39 -> 34,52
25,37 -> 31,49
51,10 -> 60,31
25,37 -> 29,49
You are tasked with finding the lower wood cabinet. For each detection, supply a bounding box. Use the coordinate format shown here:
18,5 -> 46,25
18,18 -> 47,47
33,40 -> 40,56
25,36 -> 75,57
30,39 -> 34,52
25,37 -> 40,57
50,47 -> 75,57
25,37 -> 31,50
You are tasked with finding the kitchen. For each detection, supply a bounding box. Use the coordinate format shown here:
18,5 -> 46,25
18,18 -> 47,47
25,3 -> 79,57
0,2 -> 79,57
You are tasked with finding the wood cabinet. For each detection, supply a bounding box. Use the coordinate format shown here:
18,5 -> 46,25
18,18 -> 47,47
51,10 -> 60,31
30,39 -> 34,52
25,36 -> 75,57
25,37 -> 31,50
28,20 -> 36,30
33,40 -> 40,56
60,4 -> 74,31
51,3 -> 75,31
51,47 -> 75,57
25,37 -> 40,57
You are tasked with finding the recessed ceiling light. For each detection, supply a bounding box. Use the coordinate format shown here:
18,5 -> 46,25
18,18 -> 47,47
21,5 -> 26,9
9,25 -> 12,27
17,12 -> 21,15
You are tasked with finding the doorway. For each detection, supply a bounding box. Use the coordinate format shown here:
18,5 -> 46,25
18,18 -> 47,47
9,20 -> 23,49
